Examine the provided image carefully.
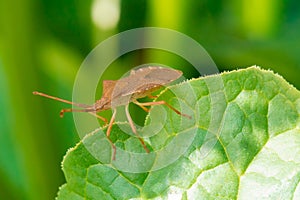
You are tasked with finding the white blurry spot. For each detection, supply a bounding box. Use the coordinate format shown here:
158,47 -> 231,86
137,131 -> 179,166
91,0 -> 120,30
167,186 -> 184,200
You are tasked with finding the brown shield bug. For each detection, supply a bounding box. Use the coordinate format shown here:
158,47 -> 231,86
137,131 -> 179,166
33,66 -> 191,159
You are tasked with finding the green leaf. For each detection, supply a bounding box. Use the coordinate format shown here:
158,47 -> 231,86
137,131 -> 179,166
56,66 -> 300,199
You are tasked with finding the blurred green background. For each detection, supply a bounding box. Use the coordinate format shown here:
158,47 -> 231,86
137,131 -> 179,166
0,0 -> 300,199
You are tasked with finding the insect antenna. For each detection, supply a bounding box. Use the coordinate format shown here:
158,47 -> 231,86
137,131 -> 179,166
33,91 -> 108,124
33,91 -> 90,108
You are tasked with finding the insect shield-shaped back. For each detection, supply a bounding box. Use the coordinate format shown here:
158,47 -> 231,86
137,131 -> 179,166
110,66 -> 183,108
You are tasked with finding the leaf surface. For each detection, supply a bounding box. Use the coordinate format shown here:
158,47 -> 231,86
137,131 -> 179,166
57,66 -> 300,200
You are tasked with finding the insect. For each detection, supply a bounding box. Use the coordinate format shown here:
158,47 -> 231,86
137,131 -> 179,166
33,66 -> 191,159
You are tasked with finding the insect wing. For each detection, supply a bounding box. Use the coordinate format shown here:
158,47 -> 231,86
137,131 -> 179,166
117,67 -> 183,97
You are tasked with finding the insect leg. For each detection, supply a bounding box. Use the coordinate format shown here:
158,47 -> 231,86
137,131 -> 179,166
106,108 -> 117,160
132,100 -> 150,112
87,112 -> 108,125
125,104 -> 150,153
134,100 -> 192,119
106,108 -> 116,137
147,94 -> 158,99
59,108 -> 108,124
125,104 -> 136,133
